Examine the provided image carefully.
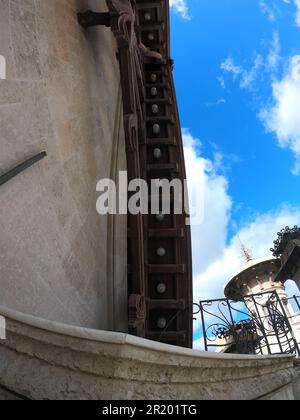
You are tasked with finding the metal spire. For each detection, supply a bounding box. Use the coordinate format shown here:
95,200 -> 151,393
237,235 -> 253,263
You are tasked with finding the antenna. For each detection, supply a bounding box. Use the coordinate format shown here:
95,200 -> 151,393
238,235 -> 253,263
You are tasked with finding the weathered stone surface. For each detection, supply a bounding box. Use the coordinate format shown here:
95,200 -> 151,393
259,384 -> 296,401
0,306 -> 298,400
0,386 -> 22,400
293,359 -> 300,400
0,0 -> 127,331
0,0 -> 16,80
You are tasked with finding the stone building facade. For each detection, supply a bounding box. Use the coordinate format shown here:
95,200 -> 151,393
0,0 -> 300,400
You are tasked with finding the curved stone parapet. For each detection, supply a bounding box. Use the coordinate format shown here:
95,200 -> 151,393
293,359 -> 300,400
0,305 -> 297,400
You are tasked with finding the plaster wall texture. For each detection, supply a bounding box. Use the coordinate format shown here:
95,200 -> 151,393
0,385 -> 22,400
0,0 -> 127,330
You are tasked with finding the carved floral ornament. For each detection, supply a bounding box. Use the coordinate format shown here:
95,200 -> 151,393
271,226 -> 300,258
108,0 -> 163,57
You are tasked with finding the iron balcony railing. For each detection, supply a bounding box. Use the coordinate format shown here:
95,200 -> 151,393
193,292 -> 300,356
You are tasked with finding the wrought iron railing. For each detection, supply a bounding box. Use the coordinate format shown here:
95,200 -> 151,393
193,292 -> 300,356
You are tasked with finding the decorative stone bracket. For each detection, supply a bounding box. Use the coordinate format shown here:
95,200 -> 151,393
77,11 -> 111,28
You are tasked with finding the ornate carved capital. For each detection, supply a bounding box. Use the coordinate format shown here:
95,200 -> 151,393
107,0 -> 136,47
124,114 -> 139,153
128,294 -> 146,336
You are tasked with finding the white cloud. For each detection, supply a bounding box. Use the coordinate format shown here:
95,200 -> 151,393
218,38 -> 300,177
184,131 -> 300,349
183,130 -> 232,276
193,205 -> 300,304
218,76 -> 226,89
260,0 -> 300,27
220,55 -> 264,90
183,132 -> 300,302
205,99 -> 226,108
240,54 -> 264,89
220,57 -> 242,79
220,33 -> 281,90
260,0 -> 277,21
295,0 -> 300,25
169,0 -> 190,20
283,0 -> 300,26
260,55 -> 300,174
267,32 -> 281,72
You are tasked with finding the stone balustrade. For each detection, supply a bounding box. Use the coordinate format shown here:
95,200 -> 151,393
0,305 -> 299,400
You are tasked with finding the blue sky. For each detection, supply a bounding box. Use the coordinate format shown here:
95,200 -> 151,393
171,0 -> 300,223
169,0 -> 300,347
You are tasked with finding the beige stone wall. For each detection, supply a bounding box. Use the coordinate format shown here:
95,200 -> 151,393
0,0 -> 127,330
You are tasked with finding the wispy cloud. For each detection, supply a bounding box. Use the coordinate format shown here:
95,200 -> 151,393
219,32 -> 282,90
240,54 -> 264,89
259,0 -> 300,27
295,0 -> 300,25
260,55 -> 300,174
219,36 -> 300,176
259,0 -> 278,21
205,98 -> 226,108
169,0 -> 191,20
267,31 -> 282,72
220,57 -> 243,79
220,54 -> 264,91
283,0 -> 300,26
